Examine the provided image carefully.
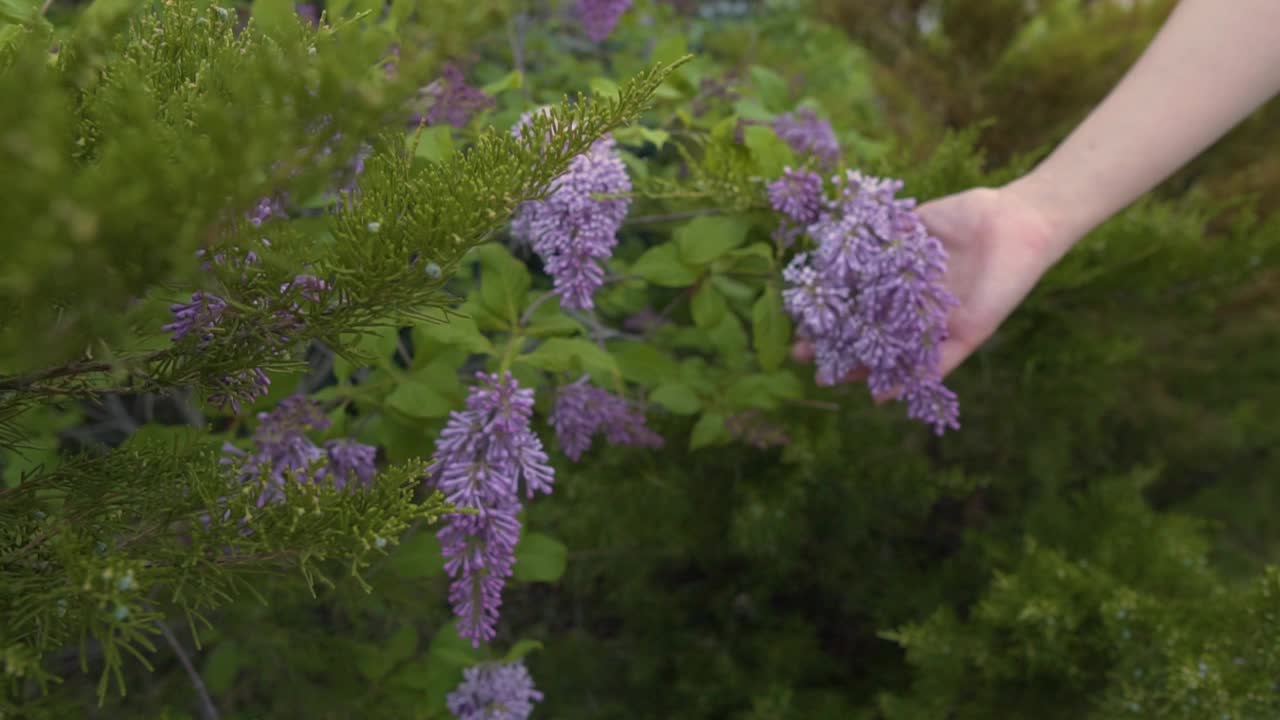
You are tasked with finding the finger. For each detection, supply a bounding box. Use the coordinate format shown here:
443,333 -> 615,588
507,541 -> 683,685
872,387 -> 900,406
936,336 -> 977,379
790,340 -> 815,363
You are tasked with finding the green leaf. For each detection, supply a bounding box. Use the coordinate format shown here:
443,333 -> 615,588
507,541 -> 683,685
614,125 -> 671,150
428,622 -> 484,668
611,343 -> 680,387
482,70 -> 524,96
652,33 -> 687,66
630,243 -> 701,287
589,76 -> 621,98
691,282 -> 728,329
676,216 -> 751,266
353,324 -> 402,367
650,383 -> 701,415
749,65 -> 790,112
474,244 -> 531,325
386,625 -> 419,664
724,243 -> 775,274
522,293 -> 585,338
413,314 -> 496,356
743,125 -> 796,178
708,312 -> 750,365
690,413 -> 728,450
355,642 -> 395,680
752,287 -> 792,371
385,378 -> 452,420
502,639 -> 544,663
517,338 -> 618,375
386,531 -> 445,580
723,374 -> 792,411
513,532 -> 568,583
201,642 -> 241,695
413,125 -> 456,164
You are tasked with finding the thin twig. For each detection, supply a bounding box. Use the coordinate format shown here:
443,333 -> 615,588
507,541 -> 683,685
518,290 -> 559,328
625,209 -> 721,226
157,622 -> 221,720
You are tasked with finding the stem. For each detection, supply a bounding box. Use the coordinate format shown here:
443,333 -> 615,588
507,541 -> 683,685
517,290 -> 559,328
625,209 -> 722,226
158,622 -> 220,720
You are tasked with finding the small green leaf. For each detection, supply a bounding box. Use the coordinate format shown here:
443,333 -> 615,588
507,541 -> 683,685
482,70 -> 524,96
386,531 -> 445,580
428,622 -> 484,668
676,216 -> 751,266
749,65 -> 790,111
355,642 -> 395,680
691,282 -> 728,329
414,125 -> 456,163
517,338 -> 618,375
513,532 -> 568,583
652,33 -> 687,66
650,384 -> 701,415
385,379 -> 452,420
474,244 -> 531,325
387,625 -> 419,663
589,76 -> 621,98
708,312 -> 750,365
690,413 -> 728,450
614,125 -> 671,150
522,293 -> 585,337
630,243 -> 701,287
743,125 -> 797,178
611,343 -> 680,387
414,314 -> 495,356
502,639 -> 544,663
201,642 -> 241,695
752,287 -> 791,372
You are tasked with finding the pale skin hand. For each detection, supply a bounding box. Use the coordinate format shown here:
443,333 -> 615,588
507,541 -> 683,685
797,0 -> 1280,390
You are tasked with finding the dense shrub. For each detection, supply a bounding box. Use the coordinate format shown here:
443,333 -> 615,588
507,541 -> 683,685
4,1 -> 1280,719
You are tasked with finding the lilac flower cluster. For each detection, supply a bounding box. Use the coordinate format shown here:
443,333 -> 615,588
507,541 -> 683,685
419,64 -> 495,129
221,396 -> 377,505
766,167 -> 824,246
550,378 -> 664,461
575,0 -> 632,43
773,109 -> 840,169
163,272 -> 332,414
429,372 -> 555,646
510,129 -> 631,311
447,660 -> 543,720
773,168 -> 961,434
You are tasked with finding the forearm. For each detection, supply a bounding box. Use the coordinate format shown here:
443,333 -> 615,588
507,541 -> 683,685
1006,0 -> 1280,261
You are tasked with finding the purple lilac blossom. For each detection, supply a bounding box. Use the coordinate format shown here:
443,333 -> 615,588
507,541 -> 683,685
551,378 -> 663,461
322,439 -> 378,489
510,123 -> 631,311
575,0 -> 633,43
446,660 -> 543,720
429,372 -> 555,645
780,170 -> 961,434
248,196 -> 288,227
208,369 -> 272,416
163,292 -> 228,345
773,109 -> 840,169
766,167 -> 824,246
420,64 -> 495,129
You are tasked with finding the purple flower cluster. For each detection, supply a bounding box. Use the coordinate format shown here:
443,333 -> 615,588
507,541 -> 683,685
429,372 -> 555,646
163,272 -> 332,414
773,168 -> 961,434
550,378 -> 664,461
511,132 -> 631,311
773,109 -> 840,169
222,396 -> 377,505
420,64 -> 495,129
575,0 -> 633,43
766,167 -> 824,246
447,660 -> 543,720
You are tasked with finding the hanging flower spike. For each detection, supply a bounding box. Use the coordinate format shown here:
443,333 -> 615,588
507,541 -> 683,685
446,660 -> 544,720
421,63 -> 496,129
551,377 -> 663,461
511,127 -> 631,311
773,108 -> 840,169
780,170 -> 960,434
430,372 -> 555,645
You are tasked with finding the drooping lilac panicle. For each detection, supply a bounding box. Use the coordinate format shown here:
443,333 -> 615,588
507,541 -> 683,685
421,64 -> 495,129
773,109 -> 840,169
511,129 -> 631,311
447,660 -> 544,720
780,169 -> 960,434
551,378 -> 663,461
430,372 -> 555,645
575,0 -> 633,43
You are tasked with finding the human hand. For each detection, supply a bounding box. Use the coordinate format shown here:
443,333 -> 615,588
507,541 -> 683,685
791,183 -> 1069,396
